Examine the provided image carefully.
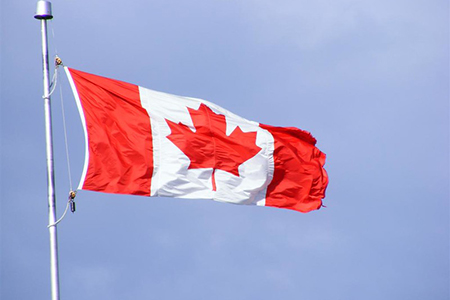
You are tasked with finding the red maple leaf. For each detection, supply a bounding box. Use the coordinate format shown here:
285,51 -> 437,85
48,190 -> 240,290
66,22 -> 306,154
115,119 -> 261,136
166,103 -> 262,191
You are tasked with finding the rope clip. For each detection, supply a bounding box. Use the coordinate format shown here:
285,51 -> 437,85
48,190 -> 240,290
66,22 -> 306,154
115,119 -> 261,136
68,190 -> 76,213
55,56 -> 63,67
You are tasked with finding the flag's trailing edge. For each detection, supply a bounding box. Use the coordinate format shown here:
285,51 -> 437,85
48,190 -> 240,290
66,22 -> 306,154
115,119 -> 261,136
64,67 -> 328,213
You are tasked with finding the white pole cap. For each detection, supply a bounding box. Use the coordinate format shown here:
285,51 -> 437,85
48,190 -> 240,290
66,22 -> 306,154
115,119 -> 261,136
34,1 -> 53,20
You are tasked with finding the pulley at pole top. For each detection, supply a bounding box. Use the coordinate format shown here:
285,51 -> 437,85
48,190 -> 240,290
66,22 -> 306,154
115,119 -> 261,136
35,0 -> 53,20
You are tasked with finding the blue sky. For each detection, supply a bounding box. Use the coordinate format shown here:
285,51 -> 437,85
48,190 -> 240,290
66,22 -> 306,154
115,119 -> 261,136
1,0 -> 449,299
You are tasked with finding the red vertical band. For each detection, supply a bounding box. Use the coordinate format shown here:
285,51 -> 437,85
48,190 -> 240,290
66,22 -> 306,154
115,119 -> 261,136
260,124 -> 328,213
68,68 -> 153,196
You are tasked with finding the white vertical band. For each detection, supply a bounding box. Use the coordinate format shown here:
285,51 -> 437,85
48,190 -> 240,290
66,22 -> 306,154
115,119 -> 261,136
63,66 -> 89,191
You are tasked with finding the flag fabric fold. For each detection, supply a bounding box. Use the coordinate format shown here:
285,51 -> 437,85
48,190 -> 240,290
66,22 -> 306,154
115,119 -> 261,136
65,67 -> 328,213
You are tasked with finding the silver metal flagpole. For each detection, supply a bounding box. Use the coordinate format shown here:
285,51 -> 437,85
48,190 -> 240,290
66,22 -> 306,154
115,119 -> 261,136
35,1 -> 61,300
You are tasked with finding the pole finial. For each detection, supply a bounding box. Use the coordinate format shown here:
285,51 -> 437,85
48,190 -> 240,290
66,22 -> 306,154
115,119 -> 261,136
34,1 -> 53,20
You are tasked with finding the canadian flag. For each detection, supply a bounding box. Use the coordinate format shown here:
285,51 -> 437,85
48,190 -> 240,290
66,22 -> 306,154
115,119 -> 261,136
65,67 -> 328,213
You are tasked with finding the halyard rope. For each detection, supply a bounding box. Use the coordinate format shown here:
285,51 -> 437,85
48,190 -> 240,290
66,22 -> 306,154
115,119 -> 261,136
46,22 -> 77,227
48,191 -> 76,228
47,56 -> 77,228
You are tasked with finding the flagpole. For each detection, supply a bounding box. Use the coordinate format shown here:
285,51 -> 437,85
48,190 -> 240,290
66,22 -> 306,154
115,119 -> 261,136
35,1 -> 60,300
